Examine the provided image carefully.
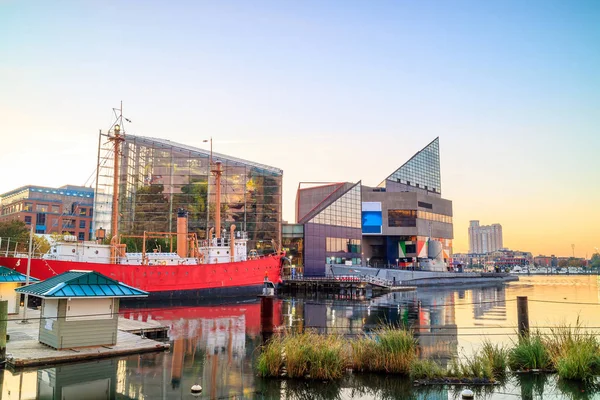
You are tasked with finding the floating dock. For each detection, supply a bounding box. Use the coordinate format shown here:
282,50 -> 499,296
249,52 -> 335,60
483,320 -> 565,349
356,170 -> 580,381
6,309 -> 170,368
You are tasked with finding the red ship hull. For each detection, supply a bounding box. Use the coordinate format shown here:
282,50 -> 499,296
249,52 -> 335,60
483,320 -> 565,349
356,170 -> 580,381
0,255 -> 283,298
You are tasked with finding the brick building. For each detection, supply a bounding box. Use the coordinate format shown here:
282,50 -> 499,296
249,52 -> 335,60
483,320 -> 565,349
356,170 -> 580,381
0,185 -> 94,241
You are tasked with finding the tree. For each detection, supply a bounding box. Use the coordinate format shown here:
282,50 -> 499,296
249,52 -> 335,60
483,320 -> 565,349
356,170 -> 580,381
33,235 -> 51,256
0,220 -> 30,252
591,253 -> 600,270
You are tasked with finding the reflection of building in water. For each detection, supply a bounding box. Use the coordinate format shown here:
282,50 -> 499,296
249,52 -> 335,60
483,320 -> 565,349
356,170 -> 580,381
413,290 -> 458,363
38,359 -> 119,400
283,290 -> 458,363
473,286 -> 507,321
117,301 -> 280,400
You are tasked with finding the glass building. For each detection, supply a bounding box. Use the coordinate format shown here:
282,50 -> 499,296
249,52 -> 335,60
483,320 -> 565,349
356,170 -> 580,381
94,134 -> 283,253
296,182 -> 362,276
296,137 -> 453,276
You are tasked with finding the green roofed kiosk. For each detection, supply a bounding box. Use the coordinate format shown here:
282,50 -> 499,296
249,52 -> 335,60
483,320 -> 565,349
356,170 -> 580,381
0,266 -> 39,314
16,270 -> 148,350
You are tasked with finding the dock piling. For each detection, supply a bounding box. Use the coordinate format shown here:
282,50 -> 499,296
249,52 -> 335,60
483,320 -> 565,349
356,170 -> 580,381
517,296 -> 529,338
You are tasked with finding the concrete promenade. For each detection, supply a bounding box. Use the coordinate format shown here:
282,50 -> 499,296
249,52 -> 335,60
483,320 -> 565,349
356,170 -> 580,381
330,265 -> 518,287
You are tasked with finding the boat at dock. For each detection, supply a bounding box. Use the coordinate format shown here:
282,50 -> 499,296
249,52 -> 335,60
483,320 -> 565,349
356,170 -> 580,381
0,107 -> 284,298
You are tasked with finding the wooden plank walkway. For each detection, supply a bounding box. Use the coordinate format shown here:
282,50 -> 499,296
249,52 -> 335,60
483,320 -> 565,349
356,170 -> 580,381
5,309 -> 170,368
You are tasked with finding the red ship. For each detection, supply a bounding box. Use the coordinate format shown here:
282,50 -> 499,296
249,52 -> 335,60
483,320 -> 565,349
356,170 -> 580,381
0,108 -> 284,298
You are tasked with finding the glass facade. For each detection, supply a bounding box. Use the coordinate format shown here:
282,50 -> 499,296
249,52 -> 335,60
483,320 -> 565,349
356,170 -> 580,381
94,135 -> 283,253
282,224 -> 304,277
388,210 -> 417,227
388,209 -> 452,227
380,137 -> 441,194
304,184 -> 362,276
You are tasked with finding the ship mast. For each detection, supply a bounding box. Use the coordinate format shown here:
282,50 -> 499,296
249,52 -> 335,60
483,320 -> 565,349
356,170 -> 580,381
108,102 -> 125,262
211,161 -> 223,239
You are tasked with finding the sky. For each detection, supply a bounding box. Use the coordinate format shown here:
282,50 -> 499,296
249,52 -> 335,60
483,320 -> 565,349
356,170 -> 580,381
1,1 -> 599,257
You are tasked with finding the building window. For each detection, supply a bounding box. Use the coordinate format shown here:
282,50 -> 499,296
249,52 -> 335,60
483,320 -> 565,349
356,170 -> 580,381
78,232 -> 85,241
79,220 -> 86,229
52,218 -> 58,227
24,216 -> 32,225
388,210 -> 417,227
36,204 -> 49,212
24,203 -> 33,211
88,209 -> 93,217
79,208 -> 87,216
36,213 -> 46,226
52,205 -> 60,213
418,201 -> 433,210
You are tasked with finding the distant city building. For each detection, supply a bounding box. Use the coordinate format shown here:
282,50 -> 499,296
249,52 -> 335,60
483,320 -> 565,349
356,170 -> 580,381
468,221 -> 503,254
534,255 -> 557,268
292,137 -> 454,276
0,185 -> 94,240
489,249 -> 532,268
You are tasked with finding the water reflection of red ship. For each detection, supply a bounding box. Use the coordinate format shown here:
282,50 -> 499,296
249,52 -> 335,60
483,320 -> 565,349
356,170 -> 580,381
121,300 -> 282,398
121,300 -> 282,338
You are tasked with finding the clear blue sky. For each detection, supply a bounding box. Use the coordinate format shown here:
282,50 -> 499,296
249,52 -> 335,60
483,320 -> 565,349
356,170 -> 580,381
1,1 -> 599,256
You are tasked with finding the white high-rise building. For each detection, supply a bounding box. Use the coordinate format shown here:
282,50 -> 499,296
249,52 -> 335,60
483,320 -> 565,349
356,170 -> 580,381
468,221 -> 503,254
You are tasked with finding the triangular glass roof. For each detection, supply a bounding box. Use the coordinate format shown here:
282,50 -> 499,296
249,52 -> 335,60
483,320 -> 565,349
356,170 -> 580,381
307,182 -> 361,228
16,271 -> 148,299
379,137 -> 441,194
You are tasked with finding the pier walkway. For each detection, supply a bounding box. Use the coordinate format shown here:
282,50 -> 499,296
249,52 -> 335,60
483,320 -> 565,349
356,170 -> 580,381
5,309 -> 170,368
281,275 -> 416,293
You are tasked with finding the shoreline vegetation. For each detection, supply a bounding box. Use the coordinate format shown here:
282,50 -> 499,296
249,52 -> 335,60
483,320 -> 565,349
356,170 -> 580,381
256,323 -> 600,384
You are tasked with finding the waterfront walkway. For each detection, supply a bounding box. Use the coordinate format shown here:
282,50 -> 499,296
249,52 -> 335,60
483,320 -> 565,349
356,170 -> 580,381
5,309 -> 170,368
281,275 -> 416,293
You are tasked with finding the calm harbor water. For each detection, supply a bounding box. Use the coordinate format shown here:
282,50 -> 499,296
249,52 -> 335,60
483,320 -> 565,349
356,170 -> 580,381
3,275 -> 600,399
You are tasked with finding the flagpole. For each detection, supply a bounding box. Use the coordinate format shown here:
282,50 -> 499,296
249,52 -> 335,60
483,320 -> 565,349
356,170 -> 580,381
21,224 -> 34,323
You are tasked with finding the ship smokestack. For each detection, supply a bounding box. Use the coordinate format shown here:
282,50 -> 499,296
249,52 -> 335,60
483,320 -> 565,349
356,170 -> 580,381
177,209 -> 188,258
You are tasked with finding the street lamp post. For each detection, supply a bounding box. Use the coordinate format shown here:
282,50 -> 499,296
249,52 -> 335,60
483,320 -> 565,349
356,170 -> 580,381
396,258 -> 399,269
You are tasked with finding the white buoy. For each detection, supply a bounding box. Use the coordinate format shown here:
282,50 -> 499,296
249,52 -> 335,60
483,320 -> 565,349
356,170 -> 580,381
461,389 -> 474,399
191,384 -> 202,396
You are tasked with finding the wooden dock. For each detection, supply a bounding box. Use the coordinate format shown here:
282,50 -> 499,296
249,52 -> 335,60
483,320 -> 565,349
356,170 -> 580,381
5,309 -> 170,368
281,275 -> 416,294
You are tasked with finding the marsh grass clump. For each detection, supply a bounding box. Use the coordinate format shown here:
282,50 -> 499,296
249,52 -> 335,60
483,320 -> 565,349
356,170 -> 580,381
257,331 -> 347,380
508,335 -> 552,371
410,359 -> 446,380
545,322 -> 600,382
349,336 -> 380,372
481,340 -> 508,378
448,354 -> 494,380
556,338 -> 600,382
377,327 -> 417,374
351,327 -> 417,374
304,334 -> 347,380
256,335 -> 285,377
